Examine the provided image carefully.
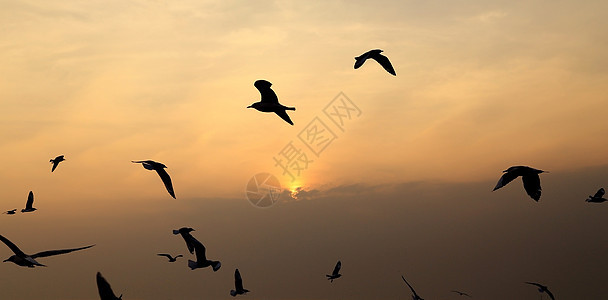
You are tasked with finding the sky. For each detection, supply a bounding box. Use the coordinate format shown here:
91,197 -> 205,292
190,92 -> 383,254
0,0 -> 607,299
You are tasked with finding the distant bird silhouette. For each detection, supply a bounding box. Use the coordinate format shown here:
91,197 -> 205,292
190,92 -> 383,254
401,275 -> 424,300
230,268 -> 250,297
50,155 -> 65,172
326,260 -> 342,282
0,234 -> 94,267
525,282 -> 555,300
96,272 -> 122,300
586,188 -> 607,203
173,227 -> 221,271
493,166 -> 546,201
132,160 -> 176,199
3,209 -> 16,215
354,49 -> 396,76
247,80 -> 296,125
157,253 -> 183,262
173,227 -> 196,254
452,290 -> 472,297
21,191 -> 36,213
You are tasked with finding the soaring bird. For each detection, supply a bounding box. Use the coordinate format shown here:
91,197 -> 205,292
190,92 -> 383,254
493,166 -> 546,201
157,253 -> 183,262
3,209 -> 16,215
401,275 -> 424,300
247,80 -> 296,125
21,191 -> 36,213
173,227 -> 196,254
132,160 -> 176,199
452,290 -> 472,297
96,272 -> 123,300
525,282 -> 555,300
354,49 -> 396,76
50,155 -> 65,172
326,260 -> 342,283
586,188 -> 607,203
230,268 -> 250,297
0,234 -> 94,267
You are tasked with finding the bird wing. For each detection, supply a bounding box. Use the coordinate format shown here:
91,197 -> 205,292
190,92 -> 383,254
31,244 -> 94,258
0,235 -> 27,257
370,53 -> 396,75
522,174 -> 542,201
235,268 -> 244,290
51,161 -> 59,172
97,272 -> 121,300
25,191 -> 34,209
274,110 -> 294,125
254,80 -> 279,104
401,275 -> 419,296
525,282 -> 543,288
354,53 -> 370,69
179,232 -> 196,254
493,171 -> 519,191
157,253 -> 172,259
186,234 -> 207,263
333,260 -> 341,275
544,288 -> 555,300
155,168 -> 176,199
594,188 -> 605,198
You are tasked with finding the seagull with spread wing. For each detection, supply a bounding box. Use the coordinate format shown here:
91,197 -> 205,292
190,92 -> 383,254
586,187 -> 607,203
525,282 -> 555,300
401,275 -> 424,300
3,209 -> 16,215
230,268 -> 250,297
326,260 -> 342,283
354,49 -> 396,76
493,166 -> 546,201
50,155 -> 65,172
96,272 -> 123,300
132,160 -> 176,199
21,191 -> 36,213
0,234 -> 94,267
247,80 -> 296,125
452,290 -> 472,297
157,253 -> 183,262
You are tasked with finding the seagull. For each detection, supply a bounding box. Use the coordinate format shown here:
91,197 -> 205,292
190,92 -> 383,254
174,229 -> 220,271
3,209 -> 16,215
354,49 -> 396,76
132,160 -> 176,199
97,272 -> 123,300
247,80 -> 296,125
525,282 -> 555,300
21,191 -> 36,213
50,155 -> 65,172
493,166 -> 546,201
452,290 -> 472,297
401,275 -> 424,300
0,234 -> 94,267
230,268 -> 250,297
157,253 -> 183,262
586,188 -> 607,203
173,227 -> 196,254
326,260 -> 342,283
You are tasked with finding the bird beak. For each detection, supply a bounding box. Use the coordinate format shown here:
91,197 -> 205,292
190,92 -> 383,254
247,105 -> 252,108
2,259 -> 8,262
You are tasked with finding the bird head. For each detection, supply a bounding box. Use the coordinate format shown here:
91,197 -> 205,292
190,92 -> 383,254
247,102 -> 260,109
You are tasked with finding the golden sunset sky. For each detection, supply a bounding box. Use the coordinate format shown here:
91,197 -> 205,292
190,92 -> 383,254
1,0 -> 607,299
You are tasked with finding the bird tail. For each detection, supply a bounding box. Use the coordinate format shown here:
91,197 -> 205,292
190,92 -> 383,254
187,260 -> 199,270
230,290 -> 237,297
211,260 -> 221,272
286,107 -> 295,111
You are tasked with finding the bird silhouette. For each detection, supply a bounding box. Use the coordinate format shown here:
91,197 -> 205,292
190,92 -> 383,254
525,282 -> 555,300
173,228 -> 220,271
326,260 -> 342,282
401,275 -> 424,300
452,290 -> 472,297
50,155 -> 65,172
96,272 -> 123,300
247,80 -> 296,125
354,49 -> 396,76
230,268 -> 250,297
132,160 -> 176,199
3,209 -> 16,215
0,234 -> 94,267
173,227 -> 196,254
21,191 -> 36,213
586,188 -> 607,203
493,166 -> 546,201
157,253 -> 183,262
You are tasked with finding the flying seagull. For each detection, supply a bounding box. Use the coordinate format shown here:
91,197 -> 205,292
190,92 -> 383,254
525,282 -> 555,300
493,166 -> 546,201
157,253 -> 183,262
247,80 -> 296,125
50,155 -> 65,172
3,209 -> 16,215
173,227 -> 196,254
586,188 -> 607,203
0,234 -> 94,267
230,268 -> 250,297
97,272 -> 123,300
354,49 -> 396,76
132,160 -> 176,199
452,290 -> 472,297
326,260 -> 342,283
401,275 -> 424,300
175,230 -> 221,271
21,191 -> 36,213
